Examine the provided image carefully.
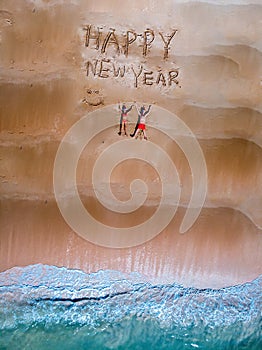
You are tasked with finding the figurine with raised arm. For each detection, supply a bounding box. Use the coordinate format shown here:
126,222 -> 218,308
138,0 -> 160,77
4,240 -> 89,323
118,103 -> 134,136
133,103 -> 152,140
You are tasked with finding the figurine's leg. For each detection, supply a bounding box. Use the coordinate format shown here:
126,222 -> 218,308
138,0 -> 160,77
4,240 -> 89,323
118,123 -> 122,135
134,128 -> 140,139
130,122 -> 138,137
124,122 -> 127,136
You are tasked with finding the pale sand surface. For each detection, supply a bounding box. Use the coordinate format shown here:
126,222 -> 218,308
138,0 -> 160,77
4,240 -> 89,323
1,199 -> 261,289
0,0 -> 261,288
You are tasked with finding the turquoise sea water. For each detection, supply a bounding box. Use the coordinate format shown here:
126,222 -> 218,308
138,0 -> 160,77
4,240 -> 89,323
0,265 -> 261,350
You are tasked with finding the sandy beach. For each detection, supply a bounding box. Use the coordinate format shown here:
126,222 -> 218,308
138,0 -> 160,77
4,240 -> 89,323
0,0 -> 261,288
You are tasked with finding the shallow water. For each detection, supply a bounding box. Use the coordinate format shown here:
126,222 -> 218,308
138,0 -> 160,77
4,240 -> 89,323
0,265 -> 261,349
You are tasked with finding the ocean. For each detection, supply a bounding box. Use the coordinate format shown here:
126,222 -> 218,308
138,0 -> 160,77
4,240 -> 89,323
0,265 -> 261,349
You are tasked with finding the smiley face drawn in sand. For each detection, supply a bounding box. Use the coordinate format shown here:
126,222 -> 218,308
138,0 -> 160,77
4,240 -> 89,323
82,89 -> 104,107
0,10 -> 13,28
